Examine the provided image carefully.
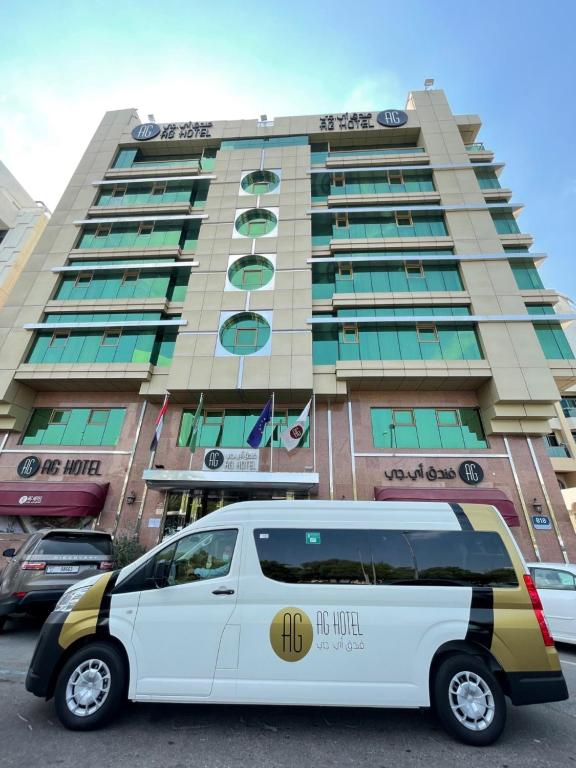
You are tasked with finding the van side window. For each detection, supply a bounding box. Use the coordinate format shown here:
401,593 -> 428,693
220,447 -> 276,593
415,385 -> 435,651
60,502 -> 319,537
406,531 -> 518,588
168,529 -> 238,586
530,567 -> 576,591
253,529 -> 415,585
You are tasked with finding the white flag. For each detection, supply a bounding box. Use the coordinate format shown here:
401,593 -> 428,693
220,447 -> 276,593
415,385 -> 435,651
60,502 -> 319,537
280,399 -> 312,452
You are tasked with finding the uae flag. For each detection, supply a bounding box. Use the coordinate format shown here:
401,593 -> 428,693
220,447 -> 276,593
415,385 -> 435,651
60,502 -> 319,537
279,399 -> 312,452
150,393 -> 170,452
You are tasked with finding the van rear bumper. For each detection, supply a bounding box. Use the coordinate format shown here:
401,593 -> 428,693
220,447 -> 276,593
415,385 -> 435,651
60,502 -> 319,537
507,671 -> 569,705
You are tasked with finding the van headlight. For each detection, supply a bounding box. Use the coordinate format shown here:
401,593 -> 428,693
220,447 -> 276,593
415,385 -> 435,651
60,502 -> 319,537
55,585 -> 91,613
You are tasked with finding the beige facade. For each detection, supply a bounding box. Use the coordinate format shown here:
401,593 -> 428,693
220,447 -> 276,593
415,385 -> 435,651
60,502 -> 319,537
0,90 -> 575,565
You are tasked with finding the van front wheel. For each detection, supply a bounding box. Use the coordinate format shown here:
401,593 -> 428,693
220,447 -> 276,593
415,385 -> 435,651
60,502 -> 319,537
433,654 -> 506,746
54,642 -> 126,730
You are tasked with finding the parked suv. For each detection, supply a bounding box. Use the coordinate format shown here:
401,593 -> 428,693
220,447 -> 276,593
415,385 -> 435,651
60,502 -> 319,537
0,529 -> 113,630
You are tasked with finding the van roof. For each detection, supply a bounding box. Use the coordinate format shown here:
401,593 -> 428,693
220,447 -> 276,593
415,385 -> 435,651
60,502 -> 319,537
199,500 -> 500,530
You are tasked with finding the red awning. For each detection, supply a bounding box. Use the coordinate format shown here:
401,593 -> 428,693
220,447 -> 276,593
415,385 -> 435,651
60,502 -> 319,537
373,486 -> 520,527
0,482 -> 109,517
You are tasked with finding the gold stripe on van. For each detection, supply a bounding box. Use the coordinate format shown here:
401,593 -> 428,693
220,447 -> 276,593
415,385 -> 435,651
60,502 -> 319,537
461,503 -> 560,674
58,572 -> 112,650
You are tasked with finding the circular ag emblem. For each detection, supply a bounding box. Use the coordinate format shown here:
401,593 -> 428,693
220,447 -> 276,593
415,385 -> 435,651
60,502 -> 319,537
17,455 -> 41,478
376,109 -> 408,128
270,607 -> 313,662
459,461 -> 484,485
289,424 -> 304,440
204,449 -> 225,470
131,123 -> 160,141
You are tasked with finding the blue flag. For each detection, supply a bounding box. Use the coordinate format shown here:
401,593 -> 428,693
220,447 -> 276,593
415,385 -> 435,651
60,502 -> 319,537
247,398 -> 273,448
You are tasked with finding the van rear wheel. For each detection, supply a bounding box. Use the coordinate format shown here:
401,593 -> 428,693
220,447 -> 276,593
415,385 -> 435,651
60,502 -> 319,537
54,642 -> 126,730
433,654 -> 506,746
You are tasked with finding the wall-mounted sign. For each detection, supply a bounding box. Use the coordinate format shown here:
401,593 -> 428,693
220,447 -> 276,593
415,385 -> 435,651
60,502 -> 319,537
532,515 -> 552,530
384,463 -> 457,482
131,123 -> 161,141
133,121 -> 214,141
18,495 -> 43,505
17,456 -> 41,478
203,448 -> 259,472
376,109 -> 408,127
458,461 -> 484,486
16,456 -> 102,478
319,112 -> 375,131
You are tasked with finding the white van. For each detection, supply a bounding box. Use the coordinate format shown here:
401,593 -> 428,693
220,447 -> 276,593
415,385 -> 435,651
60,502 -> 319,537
26,501 -> 568,745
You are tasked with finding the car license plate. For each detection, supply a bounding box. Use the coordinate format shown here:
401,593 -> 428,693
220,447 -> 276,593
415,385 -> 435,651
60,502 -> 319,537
46,565 -> 80,574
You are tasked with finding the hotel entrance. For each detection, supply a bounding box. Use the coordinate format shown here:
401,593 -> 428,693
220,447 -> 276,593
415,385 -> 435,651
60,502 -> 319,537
161,487 -> 309,538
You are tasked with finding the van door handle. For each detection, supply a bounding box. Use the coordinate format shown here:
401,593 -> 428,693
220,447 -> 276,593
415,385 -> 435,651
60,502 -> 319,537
212,588 -> 235,595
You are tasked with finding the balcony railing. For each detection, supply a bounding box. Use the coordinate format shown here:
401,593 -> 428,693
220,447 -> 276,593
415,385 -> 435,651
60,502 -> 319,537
546,444 -> 571,458
329,147 -> 426,159
465,143 -> 486,153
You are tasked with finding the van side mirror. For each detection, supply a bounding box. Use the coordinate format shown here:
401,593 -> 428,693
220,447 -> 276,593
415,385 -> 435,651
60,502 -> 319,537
2,548 -> 15,558
153,559 -> 171,588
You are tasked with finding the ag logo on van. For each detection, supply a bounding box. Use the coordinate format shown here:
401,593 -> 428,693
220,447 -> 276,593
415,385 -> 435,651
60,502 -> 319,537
270,607 -> 313,662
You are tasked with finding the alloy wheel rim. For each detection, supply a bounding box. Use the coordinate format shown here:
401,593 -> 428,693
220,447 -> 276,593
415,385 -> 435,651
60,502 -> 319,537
448,670 -> 495,731
65,658 -> 111,717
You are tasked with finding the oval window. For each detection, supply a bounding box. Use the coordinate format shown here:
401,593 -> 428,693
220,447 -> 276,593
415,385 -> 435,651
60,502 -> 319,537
241,170 -> 280,195
235,208 -> 277,237
228,256 -> 274,290
219,312 -> 271,355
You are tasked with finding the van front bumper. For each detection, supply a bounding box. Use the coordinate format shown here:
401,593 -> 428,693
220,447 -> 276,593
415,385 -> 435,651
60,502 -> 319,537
25,611 -> 67,698
507,671 -> 569,705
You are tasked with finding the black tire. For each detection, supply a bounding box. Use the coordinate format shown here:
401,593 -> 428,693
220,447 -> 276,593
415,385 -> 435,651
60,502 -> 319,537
433,653 -> 506,746
54,642 -> 126,731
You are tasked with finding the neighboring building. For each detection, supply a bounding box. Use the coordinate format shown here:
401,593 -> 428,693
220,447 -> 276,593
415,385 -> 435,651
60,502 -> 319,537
0,161 -> 49,308
0,89 -> 575,565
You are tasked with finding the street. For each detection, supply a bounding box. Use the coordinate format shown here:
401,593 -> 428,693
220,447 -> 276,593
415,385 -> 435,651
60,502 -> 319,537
2,616 -> 576,767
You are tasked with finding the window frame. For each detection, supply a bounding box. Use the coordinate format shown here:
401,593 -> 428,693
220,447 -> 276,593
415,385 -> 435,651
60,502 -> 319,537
342,323 -> 359,344
111,185 -> 127,199
338,262 -> 354,280
49,408 -> 71,426
121,269 -> 140,284
48,330 -> 70,348
405,261 -> 425,278
335,212 -> 349,229
87,408 -> 111,426
392,408 -> 416,427
234,326 -> 259,349
395,211 -> 413,227
333,172 -> 345,188
138,221 -> 155,236
73,272 -> 93,287
436,408 -> 461,427
388,170 -> 404,185
150,182 -> 167,196
100,330 -> 121,347
416,323 -> 439,343
94,224 -> 112,238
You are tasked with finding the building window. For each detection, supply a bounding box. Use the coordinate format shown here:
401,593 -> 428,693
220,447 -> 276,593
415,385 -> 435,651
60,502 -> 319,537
228,256 -> 274,290
234,209 -> 278,237
151,183 -> 167,196
241,170 -> 280,195
371,407 -> 488,449
342,324 -> 359,343
74,272 -> 93,287
177,408 -> 309,448
335,213 -> 349,229
388,170 -> 404,185
22,407 -> 126,446
111,185 -> 127,199
100,331 -> 121,347
405,261 -> 424,278
121,270 -> 140,284
95,224 -> 112,238
416,323 -> 439,342
49,331 -> 70,348
219,312 -> 271,355
333,172 -> 345,188
138,222 -> 155,236
338,262 -> 353,280
395,211 -> 413,227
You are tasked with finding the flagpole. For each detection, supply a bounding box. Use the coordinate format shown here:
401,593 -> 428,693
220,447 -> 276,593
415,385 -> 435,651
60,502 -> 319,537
270,392 -> 275,473
188,392 -> 204,471
312,392 -> 317,474
137,391 -> 170,536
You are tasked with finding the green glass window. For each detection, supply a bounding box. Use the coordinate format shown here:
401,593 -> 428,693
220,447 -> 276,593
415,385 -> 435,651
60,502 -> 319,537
474,170 -> 501,190
311,170 -> 435,201
241,171 -> 280,195
96,180 -> 209,210
528,305 -> 575,359
112,148 -> 206,172
311,212 -> 447,246
77,221 -> 201,251
235,209 -> 277,237
177,409 -> 309,448
511,260 -> 544,289
22,407 -> 126,446
371,407 -> 487,449
228,256 -> 274,289
491,212 -> 520,234
221,136 -> 307,150
26,313 -> 179,367
54,266 -> 191,302
219,312 -> 271,355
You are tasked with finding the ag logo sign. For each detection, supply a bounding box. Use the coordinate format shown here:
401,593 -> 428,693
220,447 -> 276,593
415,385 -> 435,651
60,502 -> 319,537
458,461 -> 484,485
270,607 -> 313,662
376,109 -> 408,127
131,123 -> 160,141
17,456 -> 41,478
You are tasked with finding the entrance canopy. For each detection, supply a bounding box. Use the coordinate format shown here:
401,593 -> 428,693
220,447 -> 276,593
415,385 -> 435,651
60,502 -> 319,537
373,486 -> 520,527
143,469 -> 319,492
0,482 -> 109,517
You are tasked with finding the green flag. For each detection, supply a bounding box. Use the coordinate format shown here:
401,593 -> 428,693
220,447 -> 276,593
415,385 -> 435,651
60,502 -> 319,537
187,393 -> 204,452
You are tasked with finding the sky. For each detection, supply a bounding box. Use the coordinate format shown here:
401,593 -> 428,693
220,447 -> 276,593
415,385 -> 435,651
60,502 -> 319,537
0,0 -> 575,296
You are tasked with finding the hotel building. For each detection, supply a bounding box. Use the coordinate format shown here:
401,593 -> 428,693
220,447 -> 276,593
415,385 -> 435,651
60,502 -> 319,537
1,89 -> 575,565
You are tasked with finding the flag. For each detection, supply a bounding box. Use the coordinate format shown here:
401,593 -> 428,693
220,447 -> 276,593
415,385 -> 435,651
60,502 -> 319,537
150,393 -> 170,452
247,398 -> 273,448
280,399 -> 312,452
187,393 -> 205,452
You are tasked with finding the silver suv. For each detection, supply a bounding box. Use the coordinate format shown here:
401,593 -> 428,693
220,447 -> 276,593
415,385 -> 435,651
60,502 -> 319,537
0,529 -> 113,630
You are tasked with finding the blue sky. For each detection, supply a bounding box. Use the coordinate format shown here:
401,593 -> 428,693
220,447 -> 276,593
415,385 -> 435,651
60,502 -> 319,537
1,0 -> 575,296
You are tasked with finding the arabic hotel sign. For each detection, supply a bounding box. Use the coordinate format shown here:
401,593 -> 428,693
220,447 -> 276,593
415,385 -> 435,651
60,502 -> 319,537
383,461 -> 484,485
